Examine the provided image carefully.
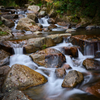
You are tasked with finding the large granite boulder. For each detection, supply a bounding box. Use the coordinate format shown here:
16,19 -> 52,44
30,48 -> 66,68
16,17 -> 41,31
24,37 -> 55,53
2,90 -> 32,100
28,5 -> 40,13
83,58 -> 100,70
0,66 -> 10,92
2,64 -> 47,92
62,70 -> 83,88
0,49 -> 10,66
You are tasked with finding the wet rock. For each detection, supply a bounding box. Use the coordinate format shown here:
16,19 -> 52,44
57,22 -> 68,26
55,68 -> 66,78
38,10 -> 47,17
0,66 -> 10,92
2,14 -> 18,19
48,24 -> 57,30
86,25 -> 96,30
61,63 -> 71,70
1,17 -> 14,28
82,80 -> 100,98
62,70 -> 83,88
61,46 -> 79,57
24,37 -> 55,53
70,35 -> 100,55
27,13 -> 38,22
2,90 -> 32,100
95,51 -> 100,58
28,5 -> 40,13
48,18 -> 56,24
0,50 -> 10,66
47,33 -> 71,44
83,58 -> 100,70
30,48 -> 66,68
16,17 -> 41,31
2,64 -> 47,92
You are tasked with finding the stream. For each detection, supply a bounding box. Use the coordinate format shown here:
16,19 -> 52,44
1,8 -> 100,100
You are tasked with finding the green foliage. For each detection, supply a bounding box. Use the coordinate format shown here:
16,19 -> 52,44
42,44 -> 47,49
0,31 -> 8,36
0,21 -> 3,26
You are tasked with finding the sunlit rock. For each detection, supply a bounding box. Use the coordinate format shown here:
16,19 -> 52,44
28,5 -> 40,13
2,90 -> 32,100
2,64 -> 47,92
62,70 -> 83,88
61,63 -> 71,70
30,48 -> 66,68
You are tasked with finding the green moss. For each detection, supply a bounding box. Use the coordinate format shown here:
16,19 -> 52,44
42,44 -> 47,49
0,31 -> 8,36
0,21 -> 3,26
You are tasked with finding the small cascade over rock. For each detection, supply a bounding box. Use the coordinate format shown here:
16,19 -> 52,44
38,16 -> 50,27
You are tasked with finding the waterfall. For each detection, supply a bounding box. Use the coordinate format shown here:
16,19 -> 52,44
38,16 -> 50,27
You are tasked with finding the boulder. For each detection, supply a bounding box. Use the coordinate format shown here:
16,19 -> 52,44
38,10 -> 46,17
57,22 -> 68,26
86,25 -> 96,30
62,70 -> 83,88
0,49 -> 10,66
1,17 -> 14,28
66,29 -> 76,33
2,90 -> 32,100
48,9 -> 57,17
28,5 -> 40,13
2,64 -> 47,92
95,51 -> 100,58
30,48 -> 66,68
47,33 -> 71,44
0,66 -> 10,92
83,58 -> 100,70
48,24 -> 57,30
48,18 -> 56,24
27,13 -> 38,22
16,17 -> 41,31
55,68 -> 66,78
82,80 -> 100,98
2,14 -> 18,19
61,46 -> 79,57
24,37 -> 55,53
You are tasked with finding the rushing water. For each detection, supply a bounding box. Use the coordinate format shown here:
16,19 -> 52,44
7,10 -> 100,100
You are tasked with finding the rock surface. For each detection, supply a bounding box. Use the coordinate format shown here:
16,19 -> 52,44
30,48 -> 66,68
2,64 -> 47,92
83,58 -> 100,70
62,70 -> 83,88
0,49 -> 10,66
2,90 -> 32,100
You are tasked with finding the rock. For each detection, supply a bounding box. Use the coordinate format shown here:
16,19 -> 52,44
27,13 -> 38,22
95,51 -> 100,58
62,70 -> 83,88
2,64 -> 47,92
0,66 -> 10,92
28,5 -> 40,13
41,7 -> 47,11
86,25 -> 96,30
61,46 -> 79,57
16,17 -> 40,31
24,37 -> 55,53
48,18 -> 56,24
48,24 -> 57,30
47,33 -> 71,44
66,29 -> 76,33
30,48 -> 66,68
62,63 -> 71,70
83,58 -> 100,70
38,10 -> 46,17
0,49 -> 10,66
55,68 -> 66,78
2,90 -> 32,100
1,17 -> 14,28
70,35 -> 100,55
57,22 -> 68,26
2,14 -> 18,19
82,80 -> 100,98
